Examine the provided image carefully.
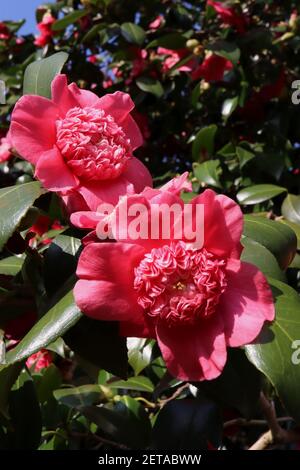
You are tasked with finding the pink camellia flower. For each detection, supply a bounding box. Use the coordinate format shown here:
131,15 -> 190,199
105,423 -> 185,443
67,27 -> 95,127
10,74 -> 152,212
149,15 -> 164,30
26,349 -> 53,372
73,178 -> 275,381
192,54 -> 233,82
157,48 -> 196,73
70,172 -> 191,229
0,129 -> 13,163
34,13 -> 56,47
207,0 -> 247,34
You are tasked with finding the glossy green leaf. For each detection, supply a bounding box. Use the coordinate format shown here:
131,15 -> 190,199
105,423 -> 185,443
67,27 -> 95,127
246,278 -> 300,422
208,40 -> 240,64
36,365 -> 62,404
121,22 -> 145,46
0,182 -> 45,252
193,160 -> 222,188
51,10 -> 88,31
147,33 -> 186,50
192,125 -> 217,161
236,146 -> 255,168
222,96 -> 238,120
243,215 -> 297,270
23,52 -> 69,98
128,338 -> 153,376
237,184 -> 286,205
108,376 -> 154,393
0,256 -> 24,276
241,237 -> 285,282
136,77 -> 164,98
82,395 -> 151,448
282,194 -> 300,224
53,385 -> 102,408
6,291 -> 82,364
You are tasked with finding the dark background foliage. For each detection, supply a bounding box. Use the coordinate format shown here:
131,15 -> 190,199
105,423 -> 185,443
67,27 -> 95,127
0,0 -> 300,451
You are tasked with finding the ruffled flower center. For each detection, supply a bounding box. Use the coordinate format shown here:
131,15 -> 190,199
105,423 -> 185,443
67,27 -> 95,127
56,106 -> 132,181
134,241 -> 227,327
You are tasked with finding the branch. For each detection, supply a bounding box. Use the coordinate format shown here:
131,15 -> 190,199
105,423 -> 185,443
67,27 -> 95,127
249,392 -> 300,450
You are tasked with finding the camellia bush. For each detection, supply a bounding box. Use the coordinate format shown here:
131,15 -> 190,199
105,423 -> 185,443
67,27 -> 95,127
0,0 -> 300,451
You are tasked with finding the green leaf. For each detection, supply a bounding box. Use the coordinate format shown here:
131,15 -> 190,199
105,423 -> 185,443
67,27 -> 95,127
208,40 -> 240,64
6,291 -> 82,364
53,385 -> 102,408
192,125 -> 217,161
241,237 -> 286,282
82,395 -> 151,448
128,338 -> 153,376
0,182 -> 45,252
36,365 -> 62,404
121,22 -> 145,46
136,77 -> 164,98
147,33 -> 187,50
282,194 -> 300,224
236,146 -> 255,168
44,235 -> 81,296
51,10 -> 88,31
0,256 -> 24,276
193,160 -> 222,188
279,220 -> 300,249
245,278 -> 300,422
23,52 -> 69,98
222,96 -> 238,120
108,376 -> 154,393
243,215 -> 297,270
237,184 -> 287,205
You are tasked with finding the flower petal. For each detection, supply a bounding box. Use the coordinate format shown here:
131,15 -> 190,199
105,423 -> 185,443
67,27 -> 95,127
121,115 -> 143,150
74,242 -> 146,322
10,95 -> 59,164
51,74 -> 99,114
122,157 -> 153,192
190,189 -> 243,258
96,91 -> 135,124
219,259 -> 275,347
156,316 -> 227,381
78,176 -> 135,211
35,147 -> 79,193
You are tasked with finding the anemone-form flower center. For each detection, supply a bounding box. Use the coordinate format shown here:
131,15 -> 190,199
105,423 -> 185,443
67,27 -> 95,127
134,241 -> 227,327
56,106 -> 132,181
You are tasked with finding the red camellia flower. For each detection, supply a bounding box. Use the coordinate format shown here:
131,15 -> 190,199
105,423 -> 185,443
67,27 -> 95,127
10,74 -> 152,211
26,349 -> 53,372
73,176 -> 275,381
192,54 -> 233,82
34,13 -> 56,47
157,48 -> 196,73
207,0 -> 247,34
